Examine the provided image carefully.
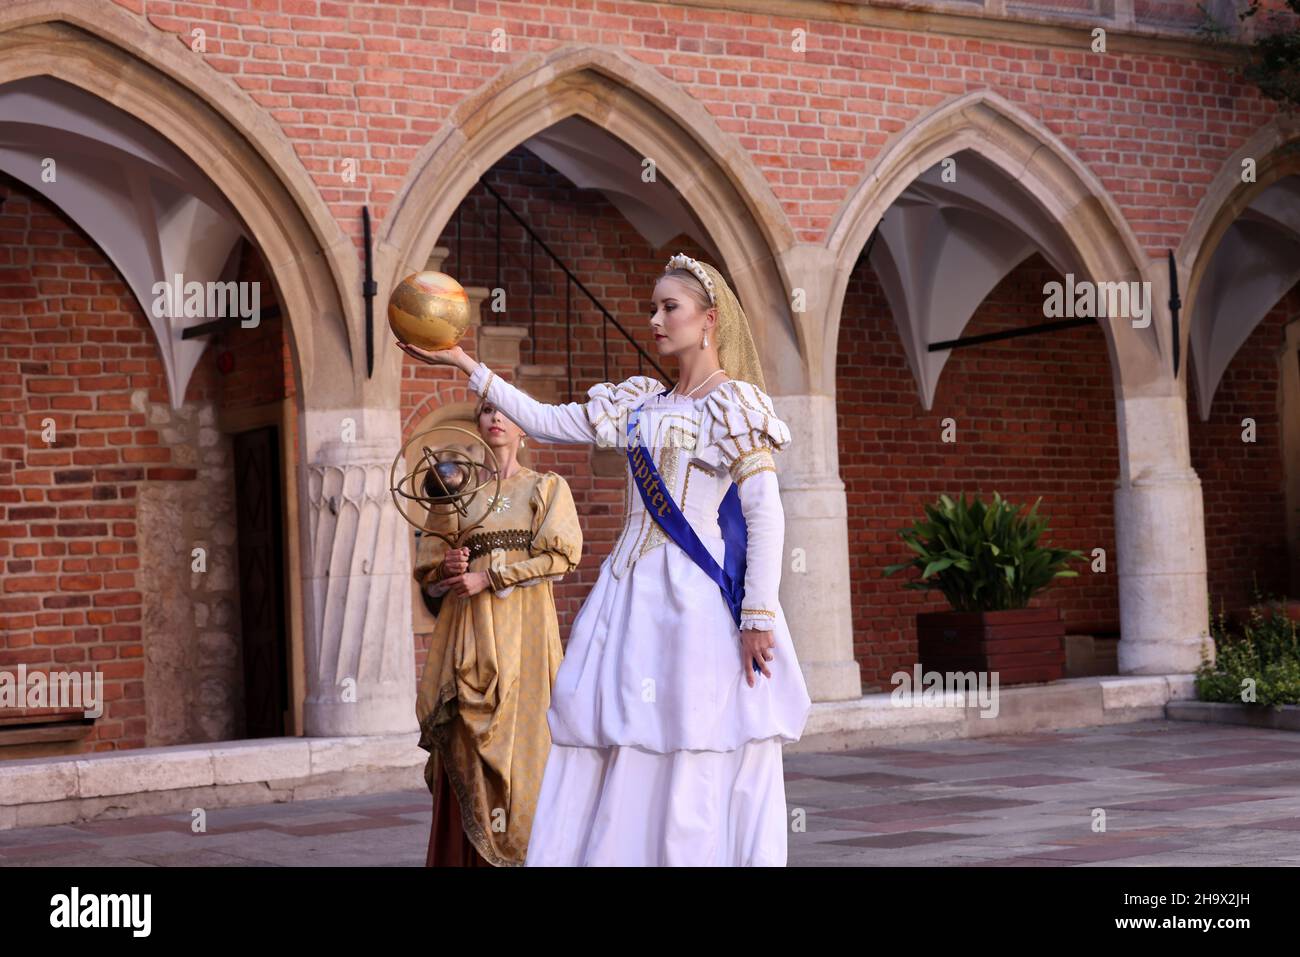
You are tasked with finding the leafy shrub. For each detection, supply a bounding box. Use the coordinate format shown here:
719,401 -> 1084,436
1196,584 -> 1300,707
882,492 -> 1085,612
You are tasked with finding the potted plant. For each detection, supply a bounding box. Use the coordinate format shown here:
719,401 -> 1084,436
883,492 -> 1086,686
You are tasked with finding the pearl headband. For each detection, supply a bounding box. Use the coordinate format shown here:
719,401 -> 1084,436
664,253 -> 716,305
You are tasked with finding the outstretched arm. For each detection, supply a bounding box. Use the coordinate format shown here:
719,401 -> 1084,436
398,342 -> 596,444
465,362 -> 599,446
397,341 -> 662,449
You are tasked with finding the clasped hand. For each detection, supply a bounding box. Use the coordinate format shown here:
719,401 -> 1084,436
430,546 -> 490,598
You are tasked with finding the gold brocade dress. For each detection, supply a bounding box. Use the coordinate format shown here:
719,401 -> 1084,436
413,466 -> 582,867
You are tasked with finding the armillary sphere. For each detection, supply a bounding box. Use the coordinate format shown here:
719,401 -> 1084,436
390,424 -> 502,548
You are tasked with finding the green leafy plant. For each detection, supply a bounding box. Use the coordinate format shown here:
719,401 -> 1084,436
882,492 -> 1086,612
1198,0 -> 1300,113
1196,584 -> 1300,707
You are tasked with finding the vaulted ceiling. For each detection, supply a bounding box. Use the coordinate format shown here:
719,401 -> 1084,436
0,76 -> 247,408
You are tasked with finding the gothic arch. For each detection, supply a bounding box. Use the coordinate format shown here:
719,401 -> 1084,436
824,89 -> 1154,398
0,1 -> 360,407
379,45 -> 807,393
1178,114 -> 1300,324
1176,116 -> 1300,420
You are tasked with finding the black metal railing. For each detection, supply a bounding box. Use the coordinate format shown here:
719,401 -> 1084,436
450,177 -> 672,400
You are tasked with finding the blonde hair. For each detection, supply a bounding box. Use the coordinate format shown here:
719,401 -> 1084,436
661,267 -> 713,312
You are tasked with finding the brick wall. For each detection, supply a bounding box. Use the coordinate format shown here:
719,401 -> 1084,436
1190,284 -> 1298,616
215,239 -> 294,411
0,179 -> 242,753
840,254 -> 1122,690
118,0 -> 1276,256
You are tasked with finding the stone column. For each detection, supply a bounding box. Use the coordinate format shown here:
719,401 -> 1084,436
300,418 -> 417,736
1114,394 -> 1213,674
772,392 -> 863,701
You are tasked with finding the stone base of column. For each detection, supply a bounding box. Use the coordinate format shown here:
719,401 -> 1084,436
301,437 -> 418,736
1115,464 -> 1213,675
303,687 -> 416,738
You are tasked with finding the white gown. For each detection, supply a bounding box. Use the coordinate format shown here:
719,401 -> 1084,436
465,361 -> 812,866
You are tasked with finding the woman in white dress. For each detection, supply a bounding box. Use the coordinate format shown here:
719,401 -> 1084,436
397,253 -> 812,866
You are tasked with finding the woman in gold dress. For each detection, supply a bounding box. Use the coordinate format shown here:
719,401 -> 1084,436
412,392 -> 582,867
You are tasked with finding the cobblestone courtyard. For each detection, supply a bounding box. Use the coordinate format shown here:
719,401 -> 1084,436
3,720 -> 1298,867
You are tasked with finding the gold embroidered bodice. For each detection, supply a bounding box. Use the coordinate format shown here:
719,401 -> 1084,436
465,364 -> 791,626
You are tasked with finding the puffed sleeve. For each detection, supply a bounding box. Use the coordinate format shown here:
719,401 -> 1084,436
700,381 -> 791,631
486,472 -> 584,596
467,361 -> 663,448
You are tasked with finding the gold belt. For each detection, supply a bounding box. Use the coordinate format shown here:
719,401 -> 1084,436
463,528 -> 532,560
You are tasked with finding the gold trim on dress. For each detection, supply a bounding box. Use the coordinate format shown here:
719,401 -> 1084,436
734,463 -> 776,486
639,424 -> 694,559
462,527 -> 533,560
730,446 -> 776,486
683,459 -> 716,510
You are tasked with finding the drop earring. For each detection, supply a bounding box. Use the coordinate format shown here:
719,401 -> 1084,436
702,331 -> 709,348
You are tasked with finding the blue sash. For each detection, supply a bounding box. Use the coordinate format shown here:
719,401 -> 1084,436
626,394 -> 757,670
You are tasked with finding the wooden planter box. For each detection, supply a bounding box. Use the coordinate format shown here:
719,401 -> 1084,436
917,606 -> 1065,686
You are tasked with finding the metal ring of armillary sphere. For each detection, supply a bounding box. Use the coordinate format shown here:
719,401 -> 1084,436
390,424 -> 502,546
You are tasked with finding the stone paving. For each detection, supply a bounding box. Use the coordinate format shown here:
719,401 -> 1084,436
2,719 -> 1298,866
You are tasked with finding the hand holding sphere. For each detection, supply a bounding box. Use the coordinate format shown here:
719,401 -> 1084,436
387,271 -> 499,545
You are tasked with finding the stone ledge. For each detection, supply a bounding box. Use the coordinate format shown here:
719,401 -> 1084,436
1168,700 -> 1300,732
790,674 -> 1197,753
0,678 -> 1214,828
0,733 -> 426,830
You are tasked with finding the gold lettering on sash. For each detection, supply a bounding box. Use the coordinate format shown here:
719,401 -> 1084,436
630,430 -> 673,518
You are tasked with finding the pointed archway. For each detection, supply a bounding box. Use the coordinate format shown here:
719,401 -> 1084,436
1178,115 -> 1300,602
826,90 -> 1152,399
0,3 -> 418,739
379,44 -> 806,393
825,90 -> 1207,677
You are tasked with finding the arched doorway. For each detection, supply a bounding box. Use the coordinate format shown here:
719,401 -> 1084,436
1180,118 -> 1300,607
0,6 -> 370,750
381,46 -> 862,702
825,91 -> 1201,678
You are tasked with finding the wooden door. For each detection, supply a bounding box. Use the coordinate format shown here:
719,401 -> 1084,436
232,426 -> 289,738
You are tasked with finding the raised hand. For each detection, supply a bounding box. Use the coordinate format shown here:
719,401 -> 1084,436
397,341 -> 472,373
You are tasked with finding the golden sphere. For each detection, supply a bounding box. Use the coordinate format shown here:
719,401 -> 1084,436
388,271 -> 471,351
